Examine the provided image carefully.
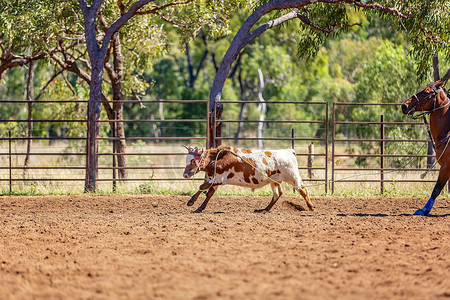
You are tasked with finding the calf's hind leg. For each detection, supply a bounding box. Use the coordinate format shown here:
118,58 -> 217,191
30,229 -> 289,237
255,182 -> 282,213
295,186 -> 314,211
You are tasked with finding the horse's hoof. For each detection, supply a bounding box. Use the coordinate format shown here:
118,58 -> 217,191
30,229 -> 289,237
192,208 -> 203,213
187,201 -> 194,206
414,208 -> 427,216
254,209 -> 269,213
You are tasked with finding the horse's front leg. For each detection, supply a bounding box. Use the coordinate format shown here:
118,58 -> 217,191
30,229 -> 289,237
415,163 -> 450,216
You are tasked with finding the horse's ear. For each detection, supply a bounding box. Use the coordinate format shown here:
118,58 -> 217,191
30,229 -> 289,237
436,80 -> 446,89
199,148 -> 204,155
183,144 -> 190,151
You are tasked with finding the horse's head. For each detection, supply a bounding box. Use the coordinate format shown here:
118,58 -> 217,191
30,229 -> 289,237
402,80 -> 446,116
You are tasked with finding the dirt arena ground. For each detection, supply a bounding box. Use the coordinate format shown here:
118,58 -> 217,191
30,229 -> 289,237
1,194 -> 450,299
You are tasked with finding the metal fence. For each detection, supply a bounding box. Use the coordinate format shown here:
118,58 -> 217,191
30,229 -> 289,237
331,102 -> 437,194
0,99 -> 439,195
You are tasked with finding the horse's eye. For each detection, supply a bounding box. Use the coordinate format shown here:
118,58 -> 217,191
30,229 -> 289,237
191,160 -> 196,165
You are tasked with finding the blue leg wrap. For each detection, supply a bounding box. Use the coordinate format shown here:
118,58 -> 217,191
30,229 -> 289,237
414,198 -> 435,216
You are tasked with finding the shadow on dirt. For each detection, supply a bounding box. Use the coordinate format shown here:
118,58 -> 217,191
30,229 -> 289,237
337,213 -> 450,218
284,201 -> 307,212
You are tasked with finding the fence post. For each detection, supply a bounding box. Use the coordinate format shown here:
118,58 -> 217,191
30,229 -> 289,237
112,112 -> 117,193
207,99 -> 212,149
380,114 -> 385,194
8,130 -> 12,195
291,128 -> 294,149
215,102 -> 223,148
308,142 -> 314,179
331,103 -> 336,194
325,102 -> 329,194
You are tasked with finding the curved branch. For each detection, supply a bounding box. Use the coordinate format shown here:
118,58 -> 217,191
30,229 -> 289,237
297,13 -> 361,33
102,0 -> 153,56
210,4 -> 303,107
347,0 -> 408,18
0,51 -> 46,74
34,69 -> 64,101
136,0 -> 191,15
442,68 -> 450,83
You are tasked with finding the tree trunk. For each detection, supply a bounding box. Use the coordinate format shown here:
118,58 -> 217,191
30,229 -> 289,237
186,43 -> 195,88
110,33 -> 128,179
79,0 -> 156,191
158,99 -> 165,138
234,71 -> 247,144
256,68 -> 266,148
85,58 -> 103,192
234,102 -> 246,145
24,61 -> 36,177
114,109 -> 128,179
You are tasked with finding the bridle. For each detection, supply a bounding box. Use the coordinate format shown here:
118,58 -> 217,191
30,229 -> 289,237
408,84 -> 450,119
406,83 -> 450,154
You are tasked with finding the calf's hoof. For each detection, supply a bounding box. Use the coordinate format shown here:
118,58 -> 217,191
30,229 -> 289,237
254,208 -> 269,213
187,201 -> 194,206
192,208 -> 203,213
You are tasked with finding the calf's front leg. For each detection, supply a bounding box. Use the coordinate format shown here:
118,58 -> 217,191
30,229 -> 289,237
193,184 -> 219,213
187,179 -> 212,206
187,190 -> 202,206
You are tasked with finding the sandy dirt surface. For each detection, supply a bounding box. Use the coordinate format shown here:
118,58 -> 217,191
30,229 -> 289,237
1,194 -> 450,299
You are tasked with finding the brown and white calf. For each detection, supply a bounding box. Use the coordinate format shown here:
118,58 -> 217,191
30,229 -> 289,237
183,145 -> 314,213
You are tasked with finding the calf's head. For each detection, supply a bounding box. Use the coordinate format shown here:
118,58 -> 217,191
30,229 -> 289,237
183,145 -> 203,178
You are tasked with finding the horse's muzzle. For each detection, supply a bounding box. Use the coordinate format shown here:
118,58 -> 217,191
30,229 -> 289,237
401,104 -> 408,114
401,104 -> 414,115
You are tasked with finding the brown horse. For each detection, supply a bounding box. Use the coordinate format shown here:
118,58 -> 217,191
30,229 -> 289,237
402,80 -> 450,215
